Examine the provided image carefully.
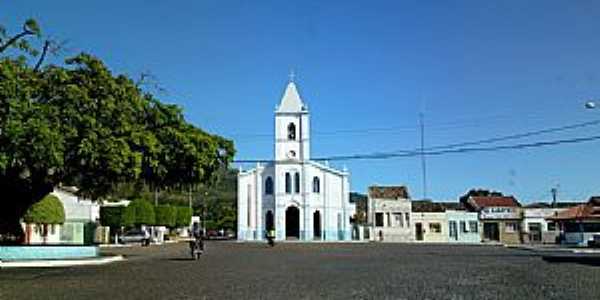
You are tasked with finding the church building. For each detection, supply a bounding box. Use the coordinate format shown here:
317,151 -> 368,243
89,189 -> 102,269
237,78 -> 355,241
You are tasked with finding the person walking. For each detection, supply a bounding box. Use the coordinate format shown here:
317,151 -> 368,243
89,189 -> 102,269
266,229 -> 275,247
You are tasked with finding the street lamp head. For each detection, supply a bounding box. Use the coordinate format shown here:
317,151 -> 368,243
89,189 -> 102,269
585,101 -> 596,109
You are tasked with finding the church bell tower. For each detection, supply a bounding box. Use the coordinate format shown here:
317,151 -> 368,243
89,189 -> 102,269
274,75 -> 310,162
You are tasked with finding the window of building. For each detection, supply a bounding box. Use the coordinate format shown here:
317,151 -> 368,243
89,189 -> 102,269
505,222 -> 518,233
393,213 -> 403,227
265,177 -> 273,195
375,213 -> 384,227
313,177 -> 320,193
285,173 -> 291,194
294,172 -> 300,193
288,123 -> 296,140
405,213 -> 410,227
429,223 -> 441,233
469,221 -> 478,233
50,224 -> 56,235
582,223 -> 600,232
460,221 -> 468,233
386,213 -> 391,227
547,222 -> 556,231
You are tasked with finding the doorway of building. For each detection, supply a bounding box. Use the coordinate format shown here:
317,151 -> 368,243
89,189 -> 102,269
415,223 -> 424,241
483,222 -> 500,241
449,221 -> 458,241
313,211 -> 321,240
286,206 -> 300,239
528,223 -> 542,243
266,211 -> 274,232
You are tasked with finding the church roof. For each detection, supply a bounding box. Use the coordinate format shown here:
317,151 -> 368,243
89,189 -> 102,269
276,81 -> 307,113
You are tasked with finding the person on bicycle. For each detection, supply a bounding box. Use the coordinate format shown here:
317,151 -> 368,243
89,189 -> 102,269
191,222 -> 204,252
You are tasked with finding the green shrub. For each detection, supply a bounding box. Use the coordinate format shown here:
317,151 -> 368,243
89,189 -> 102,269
23,194 -> 65,224
100,205 -> 135,228
175,206 -> 192,228
154,205 -> 176,227
100,206 -> 123,228
128,199 -> 155,226
122,204 -> 136,228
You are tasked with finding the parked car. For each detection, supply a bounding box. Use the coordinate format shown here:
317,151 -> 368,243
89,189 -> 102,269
206,229 -> 219,239
587,234 -> 600,248
119,229 -> 150,245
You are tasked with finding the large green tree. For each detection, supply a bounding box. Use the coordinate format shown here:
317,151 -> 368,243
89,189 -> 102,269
0,19 -> 234,241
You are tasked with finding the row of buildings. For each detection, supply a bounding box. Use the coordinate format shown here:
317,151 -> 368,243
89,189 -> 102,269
236,79 -> 600,246
366,186 -> 600,246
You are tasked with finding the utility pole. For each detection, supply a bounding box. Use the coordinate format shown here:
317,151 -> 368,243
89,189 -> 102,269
420,112 -> 428,200
551,186 -> 558,208
188,186 -> 192,209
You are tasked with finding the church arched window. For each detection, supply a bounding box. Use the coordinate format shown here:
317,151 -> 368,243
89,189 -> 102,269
294,172 -> 300,194
265,177 -> 273,195
287,123 -> 296,140
313,176 -> 320,193
285,173 -> 291,194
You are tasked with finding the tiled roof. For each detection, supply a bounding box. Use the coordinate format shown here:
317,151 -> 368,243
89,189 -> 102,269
547,197 -> 600,220
524,202 -> 583,209
470,196 -> 521,208
368,186 -> 410,199
412,201 -> 465,212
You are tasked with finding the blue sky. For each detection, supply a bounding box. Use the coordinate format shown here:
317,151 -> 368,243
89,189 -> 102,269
3,1 -> 600,202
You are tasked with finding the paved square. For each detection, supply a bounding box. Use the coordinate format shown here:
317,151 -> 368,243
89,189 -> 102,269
1,242 -> 600,299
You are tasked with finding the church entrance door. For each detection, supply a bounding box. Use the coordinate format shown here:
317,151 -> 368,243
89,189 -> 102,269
286,206 -> 300,239
313,211 -> 321,240
266,211 -> 274,231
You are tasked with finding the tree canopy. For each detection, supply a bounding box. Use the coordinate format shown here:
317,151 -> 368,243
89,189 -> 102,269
0,19 -> 235,240
22,194 -> 65,224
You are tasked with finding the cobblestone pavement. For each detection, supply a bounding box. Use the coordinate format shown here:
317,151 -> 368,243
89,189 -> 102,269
1,242 -> 600,299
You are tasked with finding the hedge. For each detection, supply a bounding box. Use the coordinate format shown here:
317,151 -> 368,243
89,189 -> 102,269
175,206 -> 193,228
100,206 -> 135,228
23,194 -> 65,224
154,205 -> 176,227
128,199 -> 155,226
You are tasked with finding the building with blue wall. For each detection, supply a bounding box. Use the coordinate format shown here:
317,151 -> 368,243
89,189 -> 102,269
446,210 -> 480,244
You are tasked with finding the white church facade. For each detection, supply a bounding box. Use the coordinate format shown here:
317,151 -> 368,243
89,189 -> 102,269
237,79 -> 355,241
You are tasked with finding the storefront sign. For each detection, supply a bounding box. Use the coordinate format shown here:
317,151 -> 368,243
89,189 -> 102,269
480,207 -> 520,219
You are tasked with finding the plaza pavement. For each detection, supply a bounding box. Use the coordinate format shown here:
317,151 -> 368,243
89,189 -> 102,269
1,241 -> 600,299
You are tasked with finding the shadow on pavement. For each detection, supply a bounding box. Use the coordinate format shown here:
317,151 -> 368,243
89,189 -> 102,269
165,257 -> 198,262
542,255 -> 600,266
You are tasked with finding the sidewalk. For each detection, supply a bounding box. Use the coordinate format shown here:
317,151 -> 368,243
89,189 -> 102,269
505,244 -> 600,264
505,244 -> 600,253
0,255 -> 124,268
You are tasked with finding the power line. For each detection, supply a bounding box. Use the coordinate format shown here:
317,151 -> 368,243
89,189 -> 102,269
233,134 -> 600,163
234,118 -> 600,163
228,112 -> 559,140
417,118 -> 600,152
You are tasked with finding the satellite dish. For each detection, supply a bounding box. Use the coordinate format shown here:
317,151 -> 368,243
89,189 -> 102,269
585,101 -> 596,109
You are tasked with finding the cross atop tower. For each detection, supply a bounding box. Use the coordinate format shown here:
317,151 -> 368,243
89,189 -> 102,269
289,69 -> 296,82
